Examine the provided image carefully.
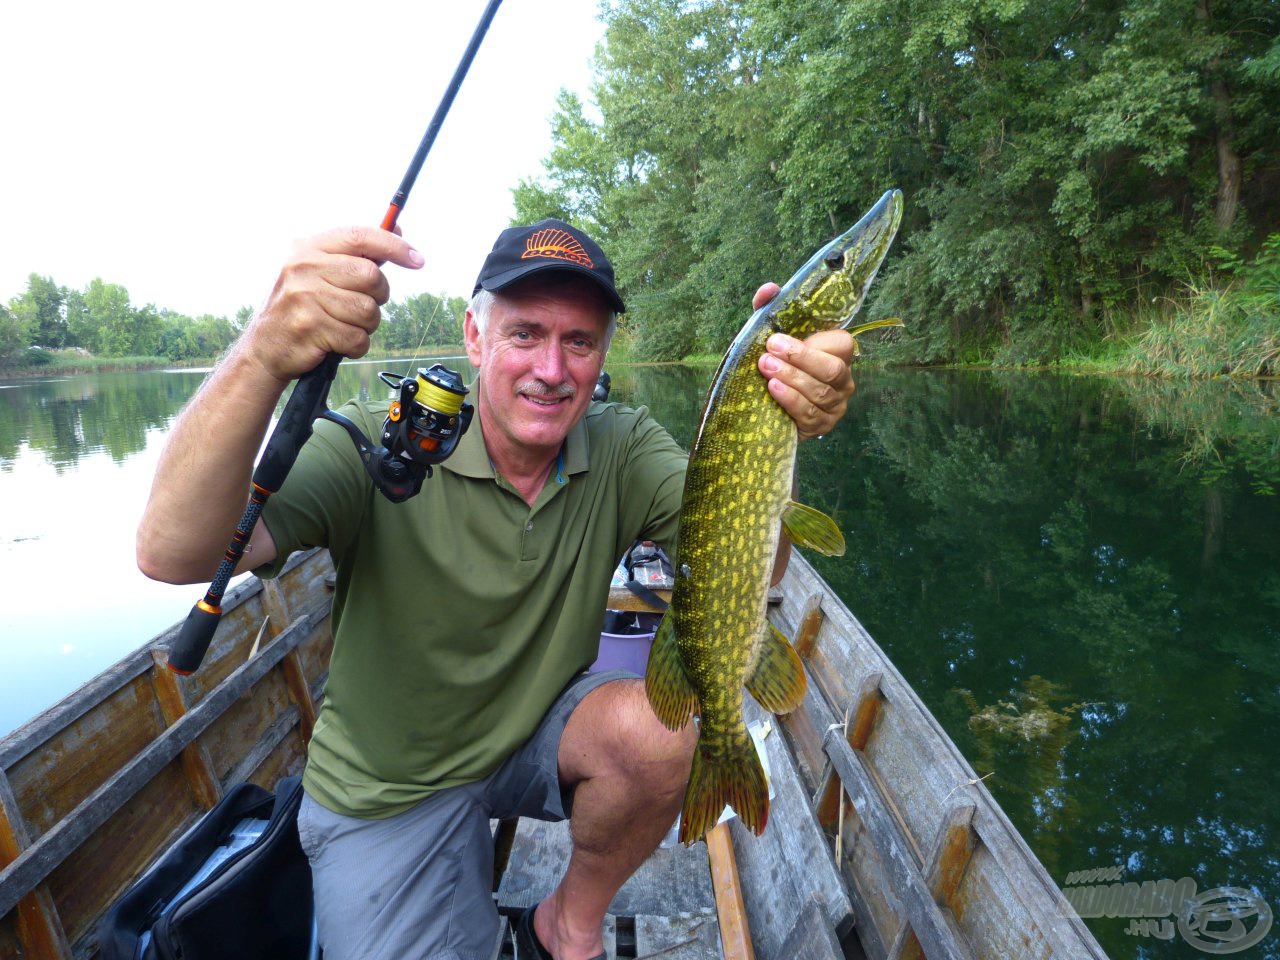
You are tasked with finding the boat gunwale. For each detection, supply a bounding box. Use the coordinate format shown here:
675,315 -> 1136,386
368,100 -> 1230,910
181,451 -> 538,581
0,609 -> 320,922
0,550 -> 319,772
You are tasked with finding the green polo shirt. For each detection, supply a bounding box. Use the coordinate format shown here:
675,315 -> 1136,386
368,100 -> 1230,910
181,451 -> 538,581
258,395 -> 686,818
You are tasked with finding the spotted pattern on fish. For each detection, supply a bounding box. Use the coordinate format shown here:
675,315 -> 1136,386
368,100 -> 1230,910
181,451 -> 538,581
645,190 -> 904,845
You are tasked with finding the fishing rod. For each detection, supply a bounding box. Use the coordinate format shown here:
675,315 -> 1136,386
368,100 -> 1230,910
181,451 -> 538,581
167,0 -> 504,675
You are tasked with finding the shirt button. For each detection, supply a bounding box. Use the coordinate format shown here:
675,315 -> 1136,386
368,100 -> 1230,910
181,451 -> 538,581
526,521 -> 533,531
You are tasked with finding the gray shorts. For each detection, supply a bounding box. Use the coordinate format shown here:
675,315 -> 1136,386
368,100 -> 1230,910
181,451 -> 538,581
296,670 -> 631,960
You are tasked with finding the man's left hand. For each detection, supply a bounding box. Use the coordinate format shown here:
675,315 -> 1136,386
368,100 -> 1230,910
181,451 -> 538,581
753,282 -> 857,440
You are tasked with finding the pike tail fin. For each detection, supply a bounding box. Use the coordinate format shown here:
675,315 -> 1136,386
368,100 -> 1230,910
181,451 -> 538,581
644,614 -> 698,731
678,733 -> 770,845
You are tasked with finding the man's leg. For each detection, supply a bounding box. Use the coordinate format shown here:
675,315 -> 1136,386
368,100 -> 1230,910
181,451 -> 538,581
298,786 -> 505,960
534,678 -> 696,960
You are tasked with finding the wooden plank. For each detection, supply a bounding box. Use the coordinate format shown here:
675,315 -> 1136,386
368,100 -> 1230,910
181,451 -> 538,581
0,772 -> 71,960
927,804 -> 979,909
496,818 -> 714,918
821,724 -> 972,960
172,548 -> 327,707
281,650 -> 318,744
198,660 -> 296,782
259,577 -> 293,636
888,804 -> 978,960
635,909 -> 720,959
149,649 -> 222,810
706,822 -> 753,960
604,586 -> 780,615
0,614 -> 314,920
5,885 -> 72,960
738,701 -> 854,941
0,772 -> 31,877
6,673 -> 167,842
777,895 -> 845,960
607,586 -> 671,612
226,705 -> 305,789
773,556 -> 1109,959
790,593 -> 826,661
47,764 -> 193,950
0,648 -> 156,773
816,672 -> 883,828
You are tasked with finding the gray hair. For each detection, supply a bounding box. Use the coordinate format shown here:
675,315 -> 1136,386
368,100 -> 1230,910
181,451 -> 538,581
468,287 -> 617,353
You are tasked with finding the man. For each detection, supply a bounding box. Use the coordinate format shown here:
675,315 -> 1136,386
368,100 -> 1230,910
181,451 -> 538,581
137,219 -> 857,960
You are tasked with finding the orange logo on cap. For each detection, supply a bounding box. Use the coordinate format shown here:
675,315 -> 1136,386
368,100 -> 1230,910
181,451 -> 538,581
522,228 -> 594,268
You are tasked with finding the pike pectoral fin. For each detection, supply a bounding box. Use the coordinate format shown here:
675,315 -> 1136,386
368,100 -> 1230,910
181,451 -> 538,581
644,615 -> 698,731
849,317 -> 905,338
679,738 -> 770,844
782,500 -> 846,556
848,317 -> 904,357
746,621 -> 808,715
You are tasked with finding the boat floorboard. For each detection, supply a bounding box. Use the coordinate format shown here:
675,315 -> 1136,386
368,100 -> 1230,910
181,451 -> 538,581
495,817 -> 721,959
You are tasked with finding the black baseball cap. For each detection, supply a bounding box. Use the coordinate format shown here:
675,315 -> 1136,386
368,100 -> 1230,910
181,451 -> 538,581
472,218 -> 626,313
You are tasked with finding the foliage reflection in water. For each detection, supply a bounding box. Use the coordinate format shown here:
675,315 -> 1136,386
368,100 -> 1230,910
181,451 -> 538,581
793,369 -> 1278,959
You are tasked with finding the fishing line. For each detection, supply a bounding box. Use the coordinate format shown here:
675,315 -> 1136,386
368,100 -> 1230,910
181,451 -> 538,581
168,0 -> 504,675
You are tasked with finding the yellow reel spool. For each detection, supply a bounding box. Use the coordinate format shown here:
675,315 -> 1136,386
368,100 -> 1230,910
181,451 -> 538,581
416,373 -> 466,416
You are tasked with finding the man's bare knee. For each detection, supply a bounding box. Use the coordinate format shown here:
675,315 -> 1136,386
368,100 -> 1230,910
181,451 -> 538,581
560,679 -> 694,792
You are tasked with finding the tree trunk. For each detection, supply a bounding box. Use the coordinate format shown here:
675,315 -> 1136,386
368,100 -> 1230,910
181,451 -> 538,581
1213,91 -> 1242,231
1196,0 -> 1242,231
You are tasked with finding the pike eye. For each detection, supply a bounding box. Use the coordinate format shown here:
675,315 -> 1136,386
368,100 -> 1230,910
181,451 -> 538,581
824,252 -> 844,271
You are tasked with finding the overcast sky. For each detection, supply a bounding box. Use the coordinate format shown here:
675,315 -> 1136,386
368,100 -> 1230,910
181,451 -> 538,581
0,0 -> 606,319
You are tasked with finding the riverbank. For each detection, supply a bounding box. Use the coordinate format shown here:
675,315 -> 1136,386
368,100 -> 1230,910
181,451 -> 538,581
6,293 -> 1277,382
0,346 -> 469,381
0,350 -> 208,379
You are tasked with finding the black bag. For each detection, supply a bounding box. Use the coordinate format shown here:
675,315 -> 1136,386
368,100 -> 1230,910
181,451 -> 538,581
100,775 -> 313,960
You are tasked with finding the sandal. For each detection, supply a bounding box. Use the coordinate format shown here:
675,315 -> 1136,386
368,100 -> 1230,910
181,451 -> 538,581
512,903 -> 606,960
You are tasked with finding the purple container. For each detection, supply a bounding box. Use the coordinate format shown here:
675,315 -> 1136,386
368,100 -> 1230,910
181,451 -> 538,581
589,630 -> 656,675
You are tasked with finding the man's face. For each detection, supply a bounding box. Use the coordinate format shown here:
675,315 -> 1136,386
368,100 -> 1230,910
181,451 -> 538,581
464,275 -> 610,464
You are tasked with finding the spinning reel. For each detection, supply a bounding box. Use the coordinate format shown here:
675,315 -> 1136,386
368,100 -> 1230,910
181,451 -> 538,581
322,363 -> 474,503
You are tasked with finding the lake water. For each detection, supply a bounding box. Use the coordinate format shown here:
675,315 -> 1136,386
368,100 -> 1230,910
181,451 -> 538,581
1,360 -> 1277,957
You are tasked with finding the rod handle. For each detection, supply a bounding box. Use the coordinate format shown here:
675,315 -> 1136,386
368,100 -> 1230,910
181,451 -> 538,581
254,353 -> 342,491
168,353 -> 341,674
168,601 -> 223,675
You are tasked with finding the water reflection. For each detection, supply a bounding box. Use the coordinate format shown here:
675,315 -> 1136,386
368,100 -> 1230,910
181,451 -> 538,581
798,370 -> 1279,958
0,356 -> 476,472
0,371 -> 202,470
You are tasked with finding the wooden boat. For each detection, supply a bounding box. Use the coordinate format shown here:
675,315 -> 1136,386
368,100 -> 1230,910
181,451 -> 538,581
0,547 -> 1108,959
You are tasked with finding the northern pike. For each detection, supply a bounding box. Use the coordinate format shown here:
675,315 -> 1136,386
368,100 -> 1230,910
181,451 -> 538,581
645,189 -> 904,844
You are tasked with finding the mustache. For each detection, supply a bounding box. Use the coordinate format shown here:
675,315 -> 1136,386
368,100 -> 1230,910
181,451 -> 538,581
516,380 -> 576,400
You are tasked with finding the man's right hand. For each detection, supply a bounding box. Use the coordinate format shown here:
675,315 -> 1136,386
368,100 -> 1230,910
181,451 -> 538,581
244,227 -> 425,384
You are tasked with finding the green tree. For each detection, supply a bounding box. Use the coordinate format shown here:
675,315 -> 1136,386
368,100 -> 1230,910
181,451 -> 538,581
64,287 -> 91,351
81,278 -> 135,356
0,302 -> 32,366
374,291 -> 462,353
521,0 -> 1280,364
9,274 -> 67,348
